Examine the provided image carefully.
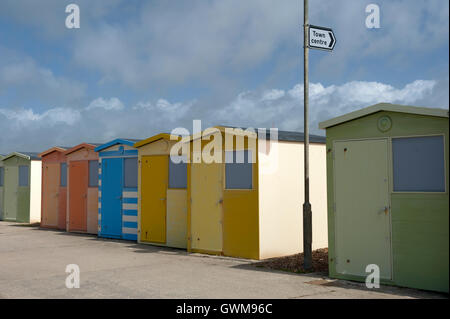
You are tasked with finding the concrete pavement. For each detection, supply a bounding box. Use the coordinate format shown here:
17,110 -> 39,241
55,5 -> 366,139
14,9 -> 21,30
0,221 -> 446,299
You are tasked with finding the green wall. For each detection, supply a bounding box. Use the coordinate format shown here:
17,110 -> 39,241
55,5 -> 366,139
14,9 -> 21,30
2,156 -> 32,223
325,111 -> 449,293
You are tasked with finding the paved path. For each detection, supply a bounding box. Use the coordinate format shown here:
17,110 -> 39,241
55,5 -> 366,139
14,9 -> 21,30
0,222 -> 445,299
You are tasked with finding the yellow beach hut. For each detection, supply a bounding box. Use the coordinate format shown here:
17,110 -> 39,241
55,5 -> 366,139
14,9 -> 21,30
184,126 -> 328,260
134,134 -> 188,249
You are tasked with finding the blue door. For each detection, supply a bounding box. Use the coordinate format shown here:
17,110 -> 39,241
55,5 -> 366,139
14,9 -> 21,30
101,158 -> 123,238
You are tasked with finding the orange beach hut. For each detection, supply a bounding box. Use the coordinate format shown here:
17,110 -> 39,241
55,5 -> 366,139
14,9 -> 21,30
64,143 -> 101,234
39,146 -> 70,229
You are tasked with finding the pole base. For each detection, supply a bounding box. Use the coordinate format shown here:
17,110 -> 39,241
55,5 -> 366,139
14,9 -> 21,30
303,202 -> 312,271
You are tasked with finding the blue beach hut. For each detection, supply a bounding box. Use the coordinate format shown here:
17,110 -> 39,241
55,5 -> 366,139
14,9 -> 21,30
95,139 -> 141,240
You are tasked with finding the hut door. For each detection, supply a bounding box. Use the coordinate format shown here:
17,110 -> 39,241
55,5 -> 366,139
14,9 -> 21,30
4,166 -> 18,221
69,161 -> 88,232
141,156 -> 168,243
334,139 -> 392,279
190,159 -> 223,253
42,163 -> 59,227
101,158 -> 123,238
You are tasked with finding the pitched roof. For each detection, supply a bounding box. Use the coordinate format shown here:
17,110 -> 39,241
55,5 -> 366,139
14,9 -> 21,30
2,152 -> 41,161
134,133 -> 181,148
319,103 -> 449,129
64,143 -> 102,156
38,146 -> 70,158
95,138 -> 142,152
186,126 -> 326,144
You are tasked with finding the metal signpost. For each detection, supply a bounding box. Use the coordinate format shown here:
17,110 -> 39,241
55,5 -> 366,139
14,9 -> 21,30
302,0 -> 336,271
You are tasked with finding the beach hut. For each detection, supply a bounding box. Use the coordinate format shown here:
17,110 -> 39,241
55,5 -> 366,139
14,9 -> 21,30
65,143 -> 101,234
95,139 -> 141,240
1,152 -> 42,223
38,147 -> 69,229
0,155 -> 4,220
319,103 -> 449,293
181,126 -> 328,260
134,134 -> 188,248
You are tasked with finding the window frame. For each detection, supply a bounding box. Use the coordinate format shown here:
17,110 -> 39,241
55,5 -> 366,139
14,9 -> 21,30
18,165 -> 30,187
168,155 -> 187,189
123,157 -> 138,189
224,150 -> 254,190
0,167 -> 4,187
390,133 -> 447,194
60,162 -> 68,187
88,160 -> 100,188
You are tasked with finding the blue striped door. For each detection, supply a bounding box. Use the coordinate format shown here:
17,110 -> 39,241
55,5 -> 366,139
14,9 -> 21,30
101,158 -> 123,238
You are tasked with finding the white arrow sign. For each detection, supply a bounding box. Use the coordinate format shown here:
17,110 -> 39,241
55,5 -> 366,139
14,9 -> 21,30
309,25 -> 336,51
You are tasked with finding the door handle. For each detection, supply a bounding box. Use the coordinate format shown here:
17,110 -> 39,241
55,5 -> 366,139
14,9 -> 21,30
379,206 -> 389,215
159,198 -> 166,201
116,196 -> 122,200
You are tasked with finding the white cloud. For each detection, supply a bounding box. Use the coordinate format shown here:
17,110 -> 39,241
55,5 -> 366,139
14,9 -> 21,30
261,89 -> 285,101
215,79 -> 441,132
133,98 -> 196,121
71,0 -> 300,88
0,78 -> 447,154
64,0 -> 449,92
0,107 -> 81,126
86,97 -> 125,111
0,57 -> 86,106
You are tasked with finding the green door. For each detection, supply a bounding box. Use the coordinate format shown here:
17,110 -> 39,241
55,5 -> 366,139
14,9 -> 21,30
17,186 -> 31,223
334,139 -> 392,279
4,166 -> 18,221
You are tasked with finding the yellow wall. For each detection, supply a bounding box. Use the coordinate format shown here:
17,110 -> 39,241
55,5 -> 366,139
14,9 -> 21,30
136,138 -> 188,248
258,140 -> 328,259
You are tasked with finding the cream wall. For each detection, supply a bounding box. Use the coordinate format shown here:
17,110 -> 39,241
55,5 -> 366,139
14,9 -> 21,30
29,160 -> 42,223
258,140 -> 328,259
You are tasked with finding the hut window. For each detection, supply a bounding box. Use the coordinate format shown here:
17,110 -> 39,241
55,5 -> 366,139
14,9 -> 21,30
124,157 -> 138,188
88,160 -> 100,187
392,135 -> 445,192
169,156 -> 187,189
60,163 -> 67,187
0,167 -> 4,187
225,150 -> 253,189
19,165 -> 29,187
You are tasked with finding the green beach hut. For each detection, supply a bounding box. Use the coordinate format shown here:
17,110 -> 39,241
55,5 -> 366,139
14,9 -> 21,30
1,152 -> 42,223
319,103 -> 449,293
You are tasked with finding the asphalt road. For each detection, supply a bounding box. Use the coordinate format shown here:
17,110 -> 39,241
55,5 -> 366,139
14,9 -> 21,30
0,221 -> 446,299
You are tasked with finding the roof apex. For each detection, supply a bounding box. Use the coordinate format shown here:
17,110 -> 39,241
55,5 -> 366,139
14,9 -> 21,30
319,103 -> 449,129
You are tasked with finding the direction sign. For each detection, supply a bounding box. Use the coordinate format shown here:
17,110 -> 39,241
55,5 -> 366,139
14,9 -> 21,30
308,25 -> 336,51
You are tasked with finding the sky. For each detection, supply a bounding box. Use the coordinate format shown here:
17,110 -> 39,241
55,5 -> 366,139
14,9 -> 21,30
0,0 -> 448,154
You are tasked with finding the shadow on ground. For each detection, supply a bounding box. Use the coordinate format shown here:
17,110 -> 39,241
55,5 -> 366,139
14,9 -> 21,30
232,262 -> 448,299
8,222 -> 40,227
